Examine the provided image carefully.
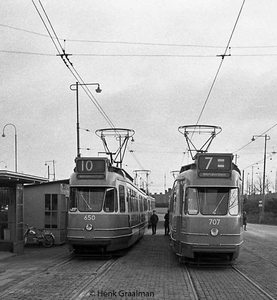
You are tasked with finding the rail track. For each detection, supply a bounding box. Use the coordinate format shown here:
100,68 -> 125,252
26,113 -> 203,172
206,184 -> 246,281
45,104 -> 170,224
183,264 -> 276,300
232,267 -> 275,300
0,254 -> 118,300
69,258 -> 119,300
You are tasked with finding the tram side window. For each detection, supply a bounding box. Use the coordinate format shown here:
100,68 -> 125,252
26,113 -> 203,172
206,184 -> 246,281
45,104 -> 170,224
127,189 -> 132,212
133,196 -> 138,212
139,196 -> 143,212
229,188 -> 239,216
119,185 -> 125,212
104,188 -> 118,213
172,192 -> 177,214
144,199 -> 148,211
185,188 -> 199,215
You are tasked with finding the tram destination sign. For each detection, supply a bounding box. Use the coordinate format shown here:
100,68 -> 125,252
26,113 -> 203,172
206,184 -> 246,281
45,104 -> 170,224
197,153 -> 233,178
76,158 -> 106,177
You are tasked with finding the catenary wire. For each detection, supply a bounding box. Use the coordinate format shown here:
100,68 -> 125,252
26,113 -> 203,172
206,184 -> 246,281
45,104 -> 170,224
233,122 -> 277,154
4,22 -> 277,50
31,0 -> 115,129
194,0 -> 246,128
3,49 -> 277,58
31,0 -> 145,170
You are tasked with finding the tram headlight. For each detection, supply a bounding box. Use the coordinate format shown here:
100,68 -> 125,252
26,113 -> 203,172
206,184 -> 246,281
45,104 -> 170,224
210,228 -> 219,237
85,224 -> 93,231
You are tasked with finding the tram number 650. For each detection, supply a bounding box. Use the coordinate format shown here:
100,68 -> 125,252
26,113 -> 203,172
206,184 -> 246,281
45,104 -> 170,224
209,219 -> 220,225
84,215 -> 95,221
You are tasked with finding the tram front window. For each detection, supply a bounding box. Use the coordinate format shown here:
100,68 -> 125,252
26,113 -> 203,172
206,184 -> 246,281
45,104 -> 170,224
184,187 -> 239,215
70,187 -> 117,212
199,187 -> 230,215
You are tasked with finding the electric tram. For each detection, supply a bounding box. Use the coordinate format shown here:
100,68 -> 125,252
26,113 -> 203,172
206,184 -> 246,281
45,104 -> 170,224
67,128 -> 155,253
169,125 -> 243,262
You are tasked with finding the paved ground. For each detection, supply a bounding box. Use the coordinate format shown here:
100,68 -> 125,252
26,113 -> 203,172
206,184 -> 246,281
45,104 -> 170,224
0,211 -> 276,300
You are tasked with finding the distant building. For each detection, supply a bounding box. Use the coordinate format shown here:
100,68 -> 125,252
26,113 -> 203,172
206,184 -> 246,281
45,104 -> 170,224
151,188 -> 172,207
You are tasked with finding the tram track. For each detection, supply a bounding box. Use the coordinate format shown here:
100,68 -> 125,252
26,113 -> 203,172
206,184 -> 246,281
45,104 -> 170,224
232,266 -> 276,300
181,265 -> 200,300
69,257 -> 119,300
0,253 -> 118,300
0,254 -> 78,299
184,264 -> 276,300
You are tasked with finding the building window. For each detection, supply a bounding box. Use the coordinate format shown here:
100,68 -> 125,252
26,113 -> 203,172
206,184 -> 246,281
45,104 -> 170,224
45,194 -> 58,228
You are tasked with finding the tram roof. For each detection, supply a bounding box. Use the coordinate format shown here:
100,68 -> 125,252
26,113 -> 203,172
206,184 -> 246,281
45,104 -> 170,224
179,162 -> 241,175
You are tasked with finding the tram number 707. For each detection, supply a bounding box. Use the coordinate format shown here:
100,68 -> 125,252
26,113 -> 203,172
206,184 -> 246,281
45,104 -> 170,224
209,219 -> 220,225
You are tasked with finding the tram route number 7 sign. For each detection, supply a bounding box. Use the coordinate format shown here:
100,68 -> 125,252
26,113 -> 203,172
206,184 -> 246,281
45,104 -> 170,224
197,154 -> 232,171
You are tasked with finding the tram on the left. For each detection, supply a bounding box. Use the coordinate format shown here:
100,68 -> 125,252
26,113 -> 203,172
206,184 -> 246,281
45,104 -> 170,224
67,156 -> 155,253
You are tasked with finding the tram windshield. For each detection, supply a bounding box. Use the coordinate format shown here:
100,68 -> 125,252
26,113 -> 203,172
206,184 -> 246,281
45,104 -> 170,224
184,187 -> 239,215
70,187 -> 117,212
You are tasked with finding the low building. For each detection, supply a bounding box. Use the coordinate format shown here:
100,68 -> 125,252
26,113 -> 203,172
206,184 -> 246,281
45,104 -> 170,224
24,180 -> 69,245
0,170 -> 48,253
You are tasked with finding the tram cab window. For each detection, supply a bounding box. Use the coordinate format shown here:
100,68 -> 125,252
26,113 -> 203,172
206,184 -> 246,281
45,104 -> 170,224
70,187 -> 118,212
71,187 -> 104,212
199,187 -> 229,215
185,188 -> 199,215
228,188 -> 239,216
103,188 -> 118,212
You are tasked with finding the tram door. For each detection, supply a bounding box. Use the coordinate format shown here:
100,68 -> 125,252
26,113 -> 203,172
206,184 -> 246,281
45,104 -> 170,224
170,181 -> 183,254
176,182 -> 184,251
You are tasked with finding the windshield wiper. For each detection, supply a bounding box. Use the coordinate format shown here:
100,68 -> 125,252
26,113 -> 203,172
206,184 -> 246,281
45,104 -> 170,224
212,194 -> 226,215
80,193 -> 92,210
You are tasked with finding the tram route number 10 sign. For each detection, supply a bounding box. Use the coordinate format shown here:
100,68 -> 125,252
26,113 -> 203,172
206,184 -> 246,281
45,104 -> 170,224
197,154 -> 232,172
76,158 -> 106,174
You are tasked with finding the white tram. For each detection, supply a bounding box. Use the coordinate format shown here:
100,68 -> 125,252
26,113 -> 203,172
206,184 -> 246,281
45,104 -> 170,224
169,153 -> 243,262
67,157 -> 155,253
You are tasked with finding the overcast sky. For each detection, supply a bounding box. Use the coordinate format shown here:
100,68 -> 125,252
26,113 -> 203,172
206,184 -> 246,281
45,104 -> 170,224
1,0 -> 277,193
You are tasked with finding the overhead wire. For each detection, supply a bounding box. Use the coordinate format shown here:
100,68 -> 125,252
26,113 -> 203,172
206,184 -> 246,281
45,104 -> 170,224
31,0 -> 115,128
5,22 -> 277,50
194,0 -> 246,127
233,122 -> 277,154
3,49 -> 277,58
179,0 -> 246,165
31,0 -> 145,170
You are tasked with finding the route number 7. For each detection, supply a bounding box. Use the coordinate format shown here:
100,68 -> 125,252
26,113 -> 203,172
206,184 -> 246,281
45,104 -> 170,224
205,157 -> 213,169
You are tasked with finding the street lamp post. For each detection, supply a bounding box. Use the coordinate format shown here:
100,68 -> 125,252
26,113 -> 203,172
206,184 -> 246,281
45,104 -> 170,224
2,123 -> 18,172
252,134 -> 270,223
70,82 -> 102,157
251,164 -> 259,194
45,160 -> 56,181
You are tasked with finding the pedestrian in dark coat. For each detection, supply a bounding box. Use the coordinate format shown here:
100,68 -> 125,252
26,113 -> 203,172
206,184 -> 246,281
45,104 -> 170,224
243,211 -> 247,231
150,210 -> 159,235
164,210 -> 170,235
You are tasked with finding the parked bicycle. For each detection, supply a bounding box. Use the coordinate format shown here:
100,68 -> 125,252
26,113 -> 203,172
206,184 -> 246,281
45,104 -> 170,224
24,224 -> 55,248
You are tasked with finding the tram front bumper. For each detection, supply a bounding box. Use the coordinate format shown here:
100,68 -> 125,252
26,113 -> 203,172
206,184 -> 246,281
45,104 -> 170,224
179,242 -> 242,259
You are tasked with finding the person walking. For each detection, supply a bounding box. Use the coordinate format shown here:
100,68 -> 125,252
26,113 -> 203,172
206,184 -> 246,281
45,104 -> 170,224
164,210 -> 170,235
243,211 -> 247,231
150,210 -> 159,235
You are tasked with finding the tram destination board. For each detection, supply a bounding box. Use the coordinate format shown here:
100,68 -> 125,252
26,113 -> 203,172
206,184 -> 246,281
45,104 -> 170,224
75,157 -> 106,179
197,153 -> 233,178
